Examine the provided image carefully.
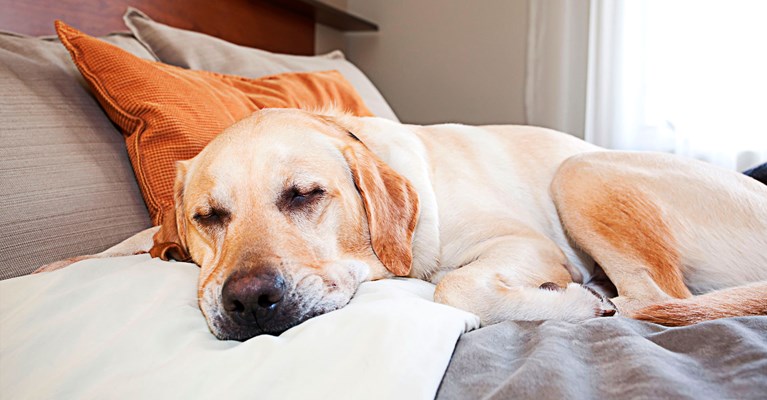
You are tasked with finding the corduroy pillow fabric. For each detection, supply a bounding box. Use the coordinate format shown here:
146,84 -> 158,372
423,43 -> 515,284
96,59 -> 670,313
55,21 -> 374,225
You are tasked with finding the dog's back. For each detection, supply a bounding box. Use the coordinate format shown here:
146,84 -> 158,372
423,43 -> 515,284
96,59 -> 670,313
392,122 -> 766,326
410,124 -> 599,278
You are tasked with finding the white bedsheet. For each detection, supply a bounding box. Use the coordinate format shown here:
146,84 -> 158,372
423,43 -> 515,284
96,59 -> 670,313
0,255 -> 479,399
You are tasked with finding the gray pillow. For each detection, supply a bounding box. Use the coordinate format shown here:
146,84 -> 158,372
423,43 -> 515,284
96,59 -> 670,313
123,8 -> 399,122
0,31 -> 155,279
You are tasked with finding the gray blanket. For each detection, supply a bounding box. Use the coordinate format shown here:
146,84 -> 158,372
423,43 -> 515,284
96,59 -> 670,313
437,316 -> 767,399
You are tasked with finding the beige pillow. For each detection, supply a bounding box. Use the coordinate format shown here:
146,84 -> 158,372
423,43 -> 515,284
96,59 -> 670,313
123,7 -> 399,122
0,31 -> 154,279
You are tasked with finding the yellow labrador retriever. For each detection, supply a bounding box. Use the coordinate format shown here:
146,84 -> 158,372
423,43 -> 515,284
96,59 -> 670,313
38,108 -> 767,340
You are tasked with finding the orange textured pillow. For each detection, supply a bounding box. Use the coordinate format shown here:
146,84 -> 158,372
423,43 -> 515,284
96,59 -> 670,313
55,21 -> 374,224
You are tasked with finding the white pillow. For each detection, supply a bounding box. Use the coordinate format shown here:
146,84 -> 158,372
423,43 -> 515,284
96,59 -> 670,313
0,255 -> 478,399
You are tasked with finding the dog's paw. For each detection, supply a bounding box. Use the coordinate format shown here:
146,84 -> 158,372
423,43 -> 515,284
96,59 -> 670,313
33,256 -> 88,274
584,285 -> 617,317
560,283 -> 618,321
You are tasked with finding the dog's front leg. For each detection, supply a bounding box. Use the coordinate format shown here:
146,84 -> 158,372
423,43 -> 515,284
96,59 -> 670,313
433,234 -> 616,325
33,226 -> 160,274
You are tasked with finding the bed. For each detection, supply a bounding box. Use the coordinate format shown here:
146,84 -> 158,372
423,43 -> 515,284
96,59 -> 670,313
1,1 -> 766,399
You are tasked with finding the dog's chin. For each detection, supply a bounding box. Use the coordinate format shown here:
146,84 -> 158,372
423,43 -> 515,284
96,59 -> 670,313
207,305 -> 340,340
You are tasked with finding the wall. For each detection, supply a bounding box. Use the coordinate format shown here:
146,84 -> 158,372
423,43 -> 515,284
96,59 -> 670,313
315,0 -> 347,54
339,0 -> 530,125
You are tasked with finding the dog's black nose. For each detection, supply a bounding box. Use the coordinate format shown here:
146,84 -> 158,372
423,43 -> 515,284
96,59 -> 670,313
221,268 -> 287,326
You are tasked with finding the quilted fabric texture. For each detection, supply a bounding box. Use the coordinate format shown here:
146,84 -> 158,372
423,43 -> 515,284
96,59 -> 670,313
55,21 -> 374,224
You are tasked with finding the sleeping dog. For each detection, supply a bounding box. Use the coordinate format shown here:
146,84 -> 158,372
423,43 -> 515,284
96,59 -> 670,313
37,109 -> 767,340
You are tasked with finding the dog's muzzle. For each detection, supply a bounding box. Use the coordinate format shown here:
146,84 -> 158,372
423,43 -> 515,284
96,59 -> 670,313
205,258 -> 370,341
217,267 -> 305,339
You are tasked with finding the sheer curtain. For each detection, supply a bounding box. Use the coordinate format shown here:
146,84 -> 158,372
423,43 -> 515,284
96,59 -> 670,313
528,0 -> 767,170
525,0 -> 590,138
585,0 -> 767,170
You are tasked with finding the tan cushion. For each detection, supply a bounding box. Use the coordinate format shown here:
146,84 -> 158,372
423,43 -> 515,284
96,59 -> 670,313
123,7 -> 399,122
0,31 -> 155,280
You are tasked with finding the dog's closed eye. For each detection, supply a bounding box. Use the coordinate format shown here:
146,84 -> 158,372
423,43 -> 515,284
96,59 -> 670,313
280,185 -> 326,212
193,207 -> 229,226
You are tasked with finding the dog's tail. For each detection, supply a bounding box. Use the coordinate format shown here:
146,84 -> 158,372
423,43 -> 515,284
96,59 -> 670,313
631,281 -> 767,326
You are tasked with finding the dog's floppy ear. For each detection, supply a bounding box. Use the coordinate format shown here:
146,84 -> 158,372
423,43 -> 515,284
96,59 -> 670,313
342,137 -> 420,276
149,161 -> 191,262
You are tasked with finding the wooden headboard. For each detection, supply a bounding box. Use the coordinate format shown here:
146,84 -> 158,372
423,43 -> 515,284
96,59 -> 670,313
0,0 -> 315,55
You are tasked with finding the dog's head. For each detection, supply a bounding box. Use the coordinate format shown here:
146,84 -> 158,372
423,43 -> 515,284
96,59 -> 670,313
150,109 -> 419,340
